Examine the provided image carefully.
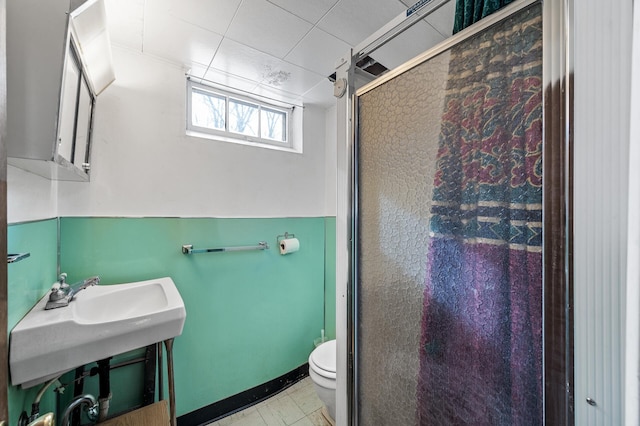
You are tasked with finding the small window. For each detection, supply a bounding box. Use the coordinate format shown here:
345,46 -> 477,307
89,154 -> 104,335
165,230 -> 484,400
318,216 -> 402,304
187,80 -> 293,150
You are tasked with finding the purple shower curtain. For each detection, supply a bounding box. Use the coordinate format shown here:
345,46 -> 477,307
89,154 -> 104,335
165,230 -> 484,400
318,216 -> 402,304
417,5 -> 543,425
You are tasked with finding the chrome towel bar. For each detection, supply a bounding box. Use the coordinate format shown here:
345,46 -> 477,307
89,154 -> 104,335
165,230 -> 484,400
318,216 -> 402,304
181,242 -> 269,255
8,253 -> 30,263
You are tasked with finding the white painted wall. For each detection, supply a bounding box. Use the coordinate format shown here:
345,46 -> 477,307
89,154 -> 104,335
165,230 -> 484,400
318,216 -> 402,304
8,46 -> 333,223
324,105 -> 337,217
7,166 -> 57,223
573,0 -> 633,424
46,46 -> 330,219
625,3 -> 640,423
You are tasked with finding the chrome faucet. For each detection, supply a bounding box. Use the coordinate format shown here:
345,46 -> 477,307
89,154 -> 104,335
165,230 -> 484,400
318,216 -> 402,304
45,274 -> 100,310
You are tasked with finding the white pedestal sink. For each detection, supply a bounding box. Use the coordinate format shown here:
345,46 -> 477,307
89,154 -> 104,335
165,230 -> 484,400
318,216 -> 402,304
9,277 -> 186,388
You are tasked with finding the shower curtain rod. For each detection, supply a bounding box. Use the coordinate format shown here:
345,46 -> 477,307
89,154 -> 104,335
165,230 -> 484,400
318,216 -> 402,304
353,0 -> 452,62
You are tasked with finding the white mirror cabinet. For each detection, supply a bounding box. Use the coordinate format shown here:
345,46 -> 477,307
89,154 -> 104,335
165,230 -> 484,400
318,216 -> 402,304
6,0 -> 113,181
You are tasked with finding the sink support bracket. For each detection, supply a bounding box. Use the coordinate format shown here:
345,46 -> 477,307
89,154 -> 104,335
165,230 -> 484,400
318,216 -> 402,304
164,338 -> 177,426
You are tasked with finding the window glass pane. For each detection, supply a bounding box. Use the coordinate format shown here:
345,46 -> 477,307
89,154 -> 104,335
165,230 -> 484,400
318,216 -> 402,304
229,98 -> 258,137
192,89 -> 225,130
59,47 -> 81,161
261,107 -> 286,142
74,76 -> 93,167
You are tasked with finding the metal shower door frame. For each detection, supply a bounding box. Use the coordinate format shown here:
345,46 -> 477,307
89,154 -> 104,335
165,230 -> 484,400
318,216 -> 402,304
334,0 -> 573,424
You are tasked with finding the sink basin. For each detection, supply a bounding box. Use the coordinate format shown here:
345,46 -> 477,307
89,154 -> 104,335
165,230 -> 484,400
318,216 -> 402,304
74,281 -> 170,324
10,277 -> 186,388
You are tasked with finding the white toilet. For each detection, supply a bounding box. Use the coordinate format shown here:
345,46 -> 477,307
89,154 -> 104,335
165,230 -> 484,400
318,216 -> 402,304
308,339 -> 336,423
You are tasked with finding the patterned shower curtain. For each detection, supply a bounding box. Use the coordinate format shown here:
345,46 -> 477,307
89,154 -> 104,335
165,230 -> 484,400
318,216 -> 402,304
453,0 -> 516,33
417,5 -> 543,425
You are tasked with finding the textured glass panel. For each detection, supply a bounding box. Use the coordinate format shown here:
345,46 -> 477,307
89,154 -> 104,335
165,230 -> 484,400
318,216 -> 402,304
356,4 -> 543,425
357,46 -> 450,426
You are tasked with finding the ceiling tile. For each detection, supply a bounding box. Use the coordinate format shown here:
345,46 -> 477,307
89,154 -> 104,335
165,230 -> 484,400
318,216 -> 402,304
285,28 -> 351,76
317,0 -> 406,46
210,38 -> 275,83
225,0 -> 313,59
105,0 -> 145,52
266,0 -> 339,24
425,0 -> 456,36
105,0 -> 456,109
144,14 -> 223,68
163,0 -> 243,35
370,21 -> 445,70
250,84 -> 304,105
398,0 -> 456,36
258,60 -> 325,95
202,67 -> 260,93
188,63 -> 209,82
210,38 -> 323,96
302,79 -> 336,108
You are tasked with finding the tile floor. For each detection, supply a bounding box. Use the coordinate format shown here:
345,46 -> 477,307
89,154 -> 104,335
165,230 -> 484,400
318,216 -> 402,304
206,377 -> 332,426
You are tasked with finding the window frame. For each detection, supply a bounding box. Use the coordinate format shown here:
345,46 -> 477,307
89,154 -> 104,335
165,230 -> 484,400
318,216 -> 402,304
187,79 -> 294,150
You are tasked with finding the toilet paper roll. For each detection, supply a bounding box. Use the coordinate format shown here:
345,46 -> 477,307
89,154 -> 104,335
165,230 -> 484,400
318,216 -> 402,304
279,238 -> 300,255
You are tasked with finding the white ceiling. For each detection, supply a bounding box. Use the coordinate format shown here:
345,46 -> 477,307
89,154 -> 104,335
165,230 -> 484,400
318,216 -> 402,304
104,0 -> 456,107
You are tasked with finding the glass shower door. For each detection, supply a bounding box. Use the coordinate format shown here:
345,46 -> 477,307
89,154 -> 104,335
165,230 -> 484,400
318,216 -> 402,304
354,3 -> 543,425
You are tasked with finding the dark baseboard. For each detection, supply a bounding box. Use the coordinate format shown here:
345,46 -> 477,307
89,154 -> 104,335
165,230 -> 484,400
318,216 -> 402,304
177,363 -> 309,426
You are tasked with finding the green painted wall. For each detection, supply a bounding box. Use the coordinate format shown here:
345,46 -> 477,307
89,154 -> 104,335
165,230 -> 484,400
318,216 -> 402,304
5,216 -> 337,421
59,216 -> 327,417
6,219 -> 59,425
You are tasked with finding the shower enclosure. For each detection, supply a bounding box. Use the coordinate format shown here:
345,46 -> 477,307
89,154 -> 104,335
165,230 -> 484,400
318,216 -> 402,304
336,0 -> 571,424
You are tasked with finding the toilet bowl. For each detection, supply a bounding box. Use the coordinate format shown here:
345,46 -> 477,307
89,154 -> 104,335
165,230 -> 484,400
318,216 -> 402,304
308,339 -> 336,422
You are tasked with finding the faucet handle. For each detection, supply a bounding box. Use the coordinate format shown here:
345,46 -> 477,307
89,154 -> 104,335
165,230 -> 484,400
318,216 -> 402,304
49,281 -> 67,302
58,273 -> 68,284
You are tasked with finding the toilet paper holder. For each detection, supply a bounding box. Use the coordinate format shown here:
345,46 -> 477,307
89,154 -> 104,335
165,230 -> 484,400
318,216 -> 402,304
276,232 -> 296,245
277,232 -> 299,255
